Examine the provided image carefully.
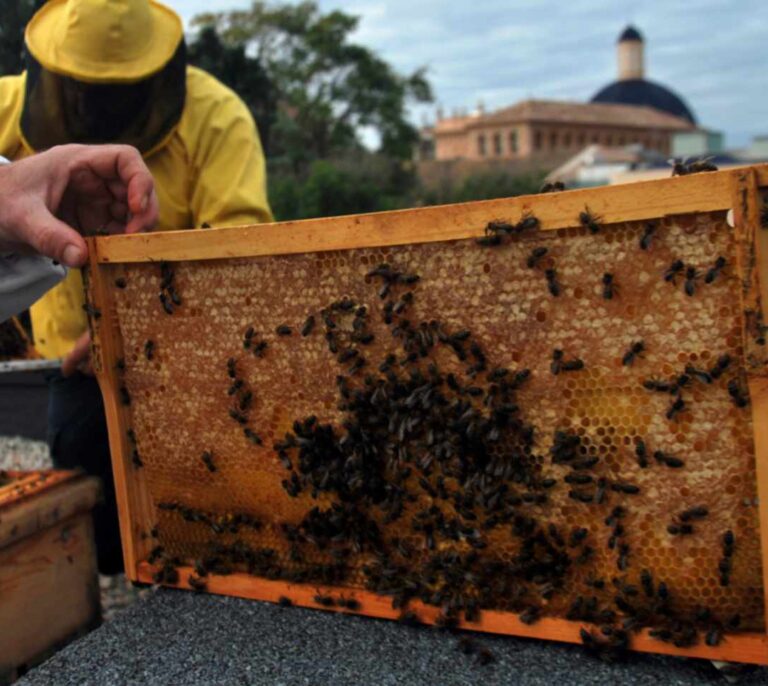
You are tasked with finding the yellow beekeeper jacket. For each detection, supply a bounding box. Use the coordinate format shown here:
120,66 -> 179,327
0,66 -> 273,359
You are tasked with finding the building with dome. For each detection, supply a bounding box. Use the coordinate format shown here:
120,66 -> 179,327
424,26 -> 698,162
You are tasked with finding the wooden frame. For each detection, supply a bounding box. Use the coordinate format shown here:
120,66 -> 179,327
86,165 -> 768,665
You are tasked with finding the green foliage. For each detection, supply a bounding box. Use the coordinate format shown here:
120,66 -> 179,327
268,157 -> 546,221
422,170 -> 547,206
190,2 -> 432,166
0,0 -> 45,76
268,155 -> 412,220
187,25 -> 277,153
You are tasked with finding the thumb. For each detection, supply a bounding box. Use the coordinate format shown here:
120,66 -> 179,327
21,207 -> 88,267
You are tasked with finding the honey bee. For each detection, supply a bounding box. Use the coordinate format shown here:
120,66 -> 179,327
131,449 -> 143,468
639,222 -> 657,250
709,354 -> 731,380
201,450 -> 216,472
550,349 -> 563,375
635,439 -> 648,468
654,450 -> 684,468
144,340 -> 155,360
476,234 -> 502,247
276,325 -> 292,336
159,292 -> 174,315
685,364 -> 712,384
526,247 -> 548,269
516,212 -> 540,232
705,256 -> 727,284
727,379 -> 749,408
679,506 -> 708,521
579,206 -> 602,234
602,273 -> 616,300
562,359 -> 584,372
643,378 -> 672,393
545,268 -> 561,297
119,386 -> 131,406
82,303 -> 101,319
114,277 -> 127,289
188,575 -> 207,592
684,266 -> 700,296
665,395 -> 685,421
539,181 -> 565,193
338,597 -> 361,611
670,157 -> 718,176
664,259 -> 685,284
301,315 -> 316,337
244,428 -> 263,445
621,341 -> 644,366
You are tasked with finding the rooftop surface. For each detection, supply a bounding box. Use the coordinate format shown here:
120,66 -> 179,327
18,590 -> 768,686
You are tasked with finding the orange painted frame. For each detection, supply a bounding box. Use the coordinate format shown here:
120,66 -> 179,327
85,165 -> 768,665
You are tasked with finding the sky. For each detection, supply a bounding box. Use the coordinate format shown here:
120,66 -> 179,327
170,0 -> 767,148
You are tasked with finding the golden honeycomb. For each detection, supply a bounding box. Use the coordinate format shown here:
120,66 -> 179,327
104,210 -> 764,635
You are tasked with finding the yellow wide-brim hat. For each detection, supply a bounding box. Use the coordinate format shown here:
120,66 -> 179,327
25,0 -> 183,84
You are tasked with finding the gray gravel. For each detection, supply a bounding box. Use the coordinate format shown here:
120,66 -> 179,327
0,434 -> 51,470
17,590 -> 768,686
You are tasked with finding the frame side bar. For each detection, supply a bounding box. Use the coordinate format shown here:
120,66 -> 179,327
731,170 -> 768,632
84,251 -> 154,578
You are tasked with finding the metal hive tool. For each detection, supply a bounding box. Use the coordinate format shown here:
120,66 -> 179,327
84,165 -> 768,664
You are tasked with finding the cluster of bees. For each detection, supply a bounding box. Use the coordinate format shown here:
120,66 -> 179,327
132,163 -> 761,666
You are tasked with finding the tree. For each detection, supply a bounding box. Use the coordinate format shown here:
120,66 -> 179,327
0,0 -> 45,76
187,25 -> 277,154
190,2 -> 432,168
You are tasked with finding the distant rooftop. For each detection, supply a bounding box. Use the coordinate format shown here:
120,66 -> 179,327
434,99 -> 694,134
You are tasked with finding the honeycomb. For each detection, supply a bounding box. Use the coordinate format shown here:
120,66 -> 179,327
102,210 -> 764,638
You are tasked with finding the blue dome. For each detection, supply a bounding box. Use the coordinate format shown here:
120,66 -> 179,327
590,79 -> 696,124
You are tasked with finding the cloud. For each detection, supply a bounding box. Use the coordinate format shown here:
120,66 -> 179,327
165,0 -> 767,146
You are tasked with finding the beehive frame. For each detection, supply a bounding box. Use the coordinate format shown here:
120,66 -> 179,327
86,165 -> 768,664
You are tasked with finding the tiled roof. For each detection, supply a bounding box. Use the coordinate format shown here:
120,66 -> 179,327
434,99 -> 694,134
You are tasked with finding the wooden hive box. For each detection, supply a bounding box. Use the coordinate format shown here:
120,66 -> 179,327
85,165 -> 768,664
0,470 -> 101,684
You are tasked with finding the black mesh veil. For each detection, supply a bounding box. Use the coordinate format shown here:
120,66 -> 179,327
21,40 -> 187,154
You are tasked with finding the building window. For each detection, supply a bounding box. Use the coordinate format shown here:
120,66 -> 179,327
534,131 -> 542,150
493,132 -> 502,156
606,134 -> 613,146
550,132 -> 558,149
577,133 -> 586,147
563,132 -> 572,147
618,135 -> 626,146
478,134 -> 486,157
592,134 -> 599,143
509,130 -> 518,154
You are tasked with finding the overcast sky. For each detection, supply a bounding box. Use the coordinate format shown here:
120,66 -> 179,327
171,0 -> 766,148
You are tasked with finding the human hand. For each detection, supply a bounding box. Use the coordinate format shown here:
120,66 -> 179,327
62,331 -> 94,377
0,144 -> 158,268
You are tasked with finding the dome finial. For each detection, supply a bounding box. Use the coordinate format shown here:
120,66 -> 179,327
618,25 -> 643,43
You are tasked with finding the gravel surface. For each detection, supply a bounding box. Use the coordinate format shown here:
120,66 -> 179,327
17,590 -> 768,686
0,434 -> 51,470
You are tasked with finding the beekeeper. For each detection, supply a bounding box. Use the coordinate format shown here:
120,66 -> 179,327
0,0 -> 272,574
